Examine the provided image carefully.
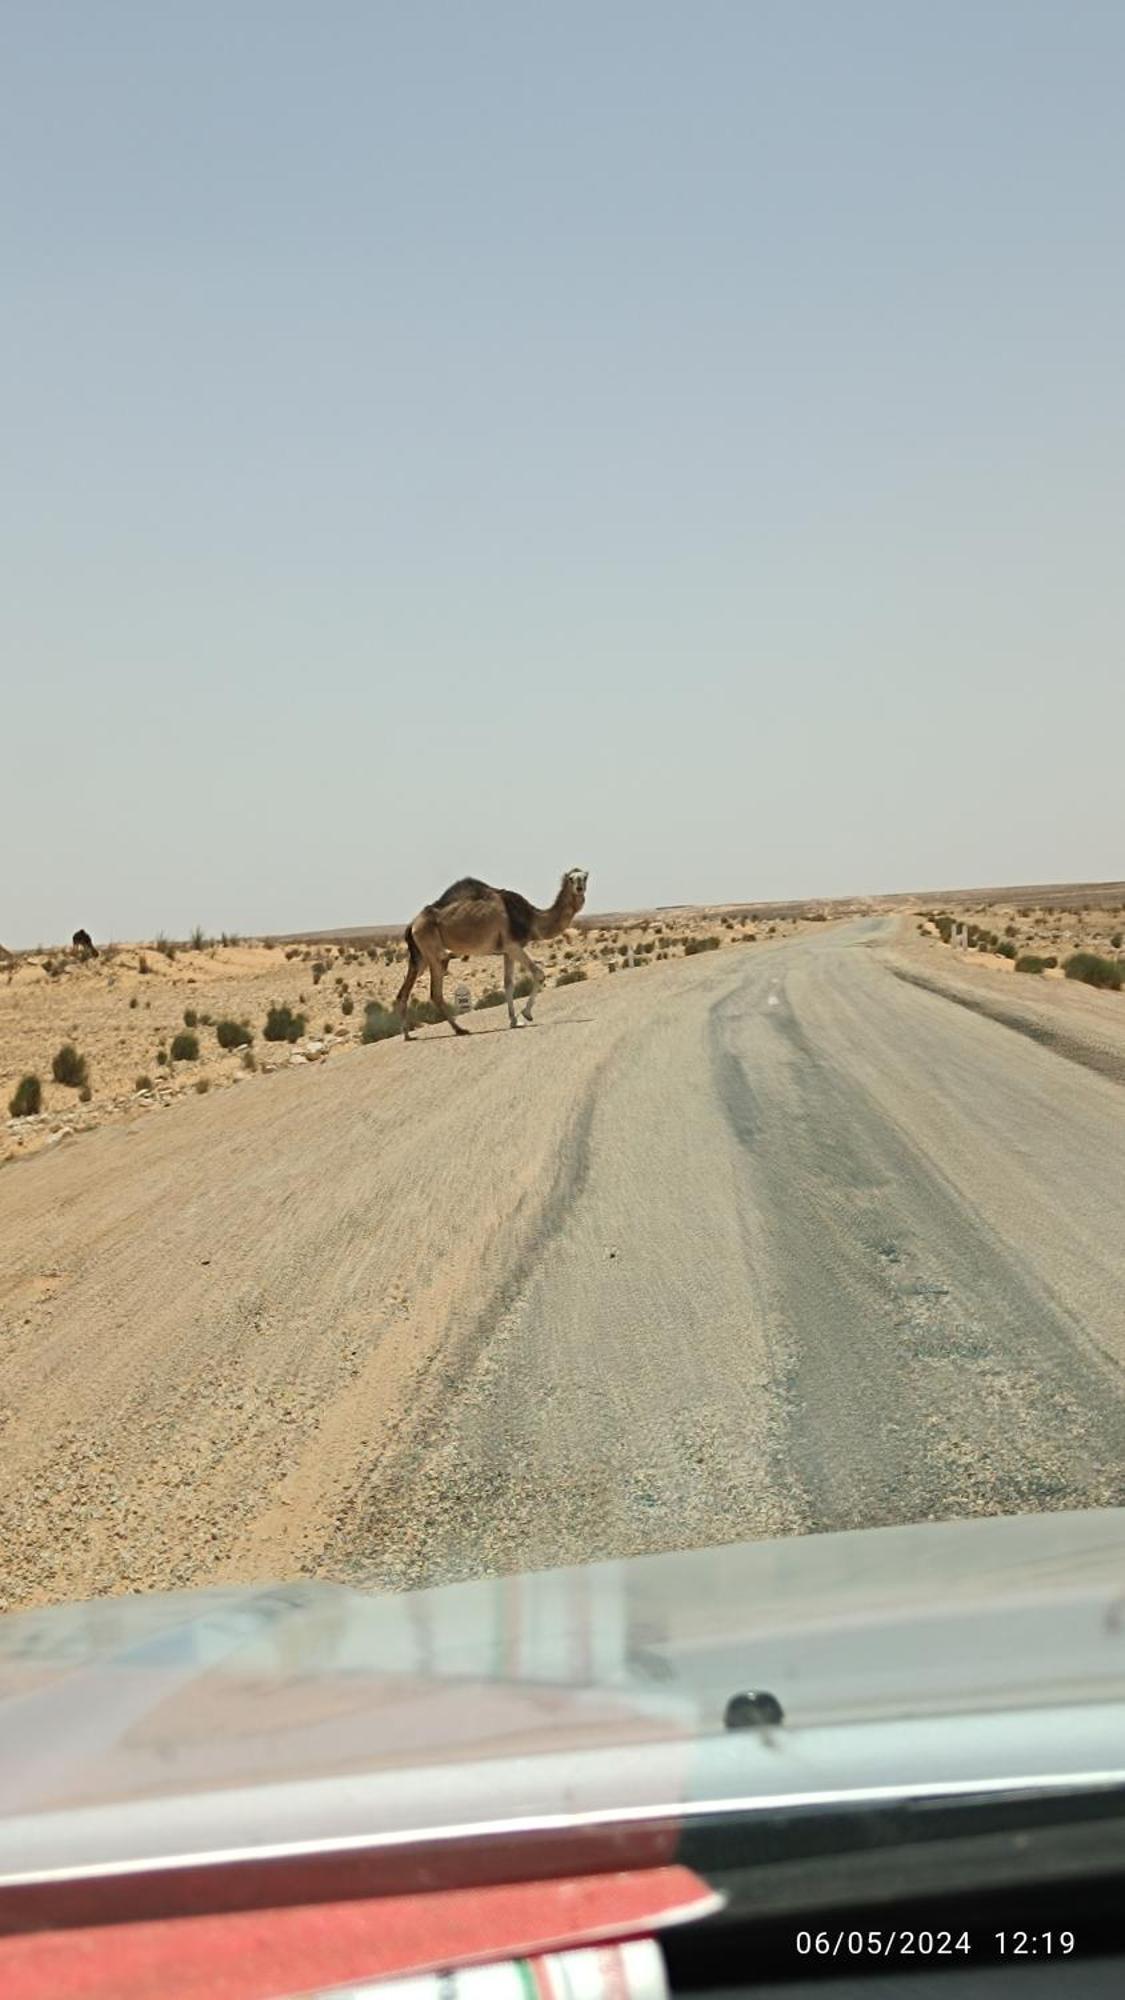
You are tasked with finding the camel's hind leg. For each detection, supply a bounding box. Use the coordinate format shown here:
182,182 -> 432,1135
393,928 -> 423,1040
502,950 -> 523,1029
514,945 -> 544,1021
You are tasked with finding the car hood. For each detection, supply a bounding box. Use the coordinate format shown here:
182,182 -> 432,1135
2,1509 -> 1124,1890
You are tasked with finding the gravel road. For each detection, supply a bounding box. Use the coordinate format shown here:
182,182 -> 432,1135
3,920 -> 1124,1611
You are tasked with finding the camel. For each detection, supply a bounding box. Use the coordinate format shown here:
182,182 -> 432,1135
71,929 -> 98,960
393,869 -> 589,1039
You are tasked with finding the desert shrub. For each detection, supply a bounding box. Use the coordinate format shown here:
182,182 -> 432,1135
934,916 -> 954,942
995,940 -> 1017,960
1015,955 -> 1047,974
190,926 -> 206,951
557,966 -> 587,985
194,1077 -> 210,1093
1112,932 -> 1123,950
1005,923 -> 1018,937
475,988 -> 506,1009
341,995 -> 354,1015
52,1044 -> 88,1088
684,935 -> 720,955
135,1075 -> 154,1093
1065,952 -> 1123,991
285,948 -> 301,960
156,1047 -> 168,1066
183,1007 -> 198,1027
215,1018 -> 253,1049
170,1030 -> 200,1061
9,1074 -> 41,1117
408,999 -> 445,1026
138,953 -> 151,974
513,974 -> 535,998
1043,955 -> 1058,969
362,1003 -> 401,1041
263,1004 -> 306,1042
311,960 -> 327,984
78,1083 -> 92,1103
199,1012 -> 213,1026
155,934 -> 176,960
129,994 -> 138,1008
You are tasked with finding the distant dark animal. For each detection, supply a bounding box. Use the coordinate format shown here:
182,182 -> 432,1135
72,929 -> 98,959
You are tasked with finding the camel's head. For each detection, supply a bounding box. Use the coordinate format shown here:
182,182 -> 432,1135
563,868 -> 588,912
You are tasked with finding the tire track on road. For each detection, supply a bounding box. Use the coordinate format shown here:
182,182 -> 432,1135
708,964 -> 1125,1534
888,965 -> 1125,1088
321,1050 -> 611,1584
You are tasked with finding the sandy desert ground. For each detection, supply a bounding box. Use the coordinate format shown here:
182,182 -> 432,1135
2,906 -> 829,1165
1,884 -> 1124,1614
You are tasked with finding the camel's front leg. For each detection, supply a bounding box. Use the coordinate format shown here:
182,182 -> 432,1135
516,946 -> 544,1021
502,950 -> 522,1028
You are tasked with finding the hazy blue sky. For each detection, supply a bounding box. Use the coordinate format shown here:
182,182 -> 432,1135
3,1 -> 1122,944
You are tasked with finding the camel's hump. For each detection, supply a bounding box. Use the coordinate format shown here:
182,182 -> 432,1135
428,878 -> 536,943
431,877 -> 495,908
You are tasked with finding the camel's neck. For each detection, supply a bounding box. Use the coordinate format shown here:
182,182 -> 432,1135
531,888 -> 580,941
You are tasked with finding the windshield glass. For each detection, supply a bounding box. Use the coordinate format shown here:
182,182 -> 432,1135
1,0 -> 1123,1741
